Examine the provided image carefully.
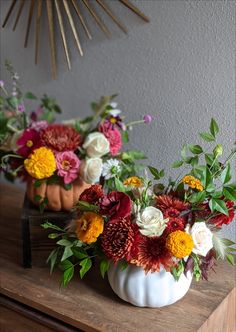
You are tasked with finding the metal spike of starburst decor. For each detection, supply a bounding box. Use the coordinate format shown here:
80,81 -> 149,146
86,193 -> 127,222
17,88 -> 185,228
2,0 -> 150,79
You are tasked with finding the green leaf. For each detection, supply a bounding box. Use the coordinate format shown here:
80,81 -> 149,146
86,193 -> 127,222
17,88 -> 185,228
190,156 -> 199,167
209,198 -> 228,215
48,233 -> 62,239
171,160 -> 183,168
188,145 -> 203,154
41,222 -> 64,232
76,201 -> 99,212
46,248 -> 59,274
148,166 -> 160,179
72,248 -> 88,260
205,153 -> 214,166
223,186 -> 236,201
79,258 -> 92,278
33,179 -> 42,188
199,132 -> 215,142
122,150 -> 146,160
64,183 -> 72,191
221,164 -> 231,184
61,265 -> 74,287
181,144 -> 188,161
34,194 -> 42,202
59,259 -> 73,271
118,260 -> 128,271
159,169 -> 165,178
188,191 -> 206,204
210,118 -> 219,137
100,260 -> 110,278
61,246 -> 73,262
57,239 -> 73,247
121,131 -> 129,143
25,92 -> 37,100
114,177 -> 126,192
171,260 -> 184,281
7,97 -> 18,108
226,254 -> 235,266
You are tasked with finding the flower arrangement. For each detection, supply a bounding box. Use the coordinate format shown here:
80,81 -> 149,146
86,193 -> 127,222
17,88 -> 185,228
0,62 -> 152,211
43,118 -> 236,287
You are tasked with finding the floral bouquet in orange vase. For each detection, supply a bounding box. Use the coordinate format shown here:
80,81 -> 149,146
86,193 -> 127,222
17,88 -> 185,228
43,118 -> 235,308
0,62 -> 152,211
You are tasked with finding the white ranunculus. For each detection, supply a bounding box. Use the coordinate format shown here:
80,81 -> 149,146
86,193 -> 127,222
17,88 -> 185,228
83,132 -> 110,158
136,206 -> 168,237
186,222 -> 213,257
79,158 -> 103,184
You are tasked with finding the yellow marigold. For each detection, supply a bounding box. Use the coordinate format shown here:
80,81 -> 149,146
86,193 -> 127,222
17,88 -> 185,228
24,147 -> 56,179
76,212 -> 104,244
166,230 -> 194,259
123,176 -> 143,188
182,175 -> 204,191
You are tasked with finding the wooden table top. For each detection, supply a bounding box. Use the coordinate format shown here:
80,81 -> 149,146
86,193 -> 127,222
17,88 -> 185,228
0,183 -> 235,332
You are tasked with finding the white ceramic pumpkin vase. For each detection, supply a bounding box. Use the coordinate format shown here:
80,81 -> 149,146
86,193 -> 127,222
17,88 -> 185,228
107,263 -> 192,308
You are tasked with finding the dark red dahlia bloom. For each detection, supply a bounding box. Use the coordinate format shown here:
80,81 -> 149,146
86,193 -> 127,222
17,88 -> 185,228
79,185 -> 104,205
208,201 -> 235,228
125,224 -> 143,263
100,191 -> 132,220
136,236 -> 174,273
165,217 -> 186,234
17,129 -> 41,157
156,195 -> 190,223
40,124 -> 81,152
101,218 -> 135,263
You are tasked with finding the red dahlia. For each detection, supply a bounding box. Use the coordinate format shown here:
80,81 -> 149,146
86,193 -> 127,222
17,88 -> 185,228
208,200 -> 235,228
135,236 -> 174,273
40,124 -> 81,152
79,185 -> 104,205
101,218 -> 135,263
156,194 -> 190,212
165,217 -> 186,234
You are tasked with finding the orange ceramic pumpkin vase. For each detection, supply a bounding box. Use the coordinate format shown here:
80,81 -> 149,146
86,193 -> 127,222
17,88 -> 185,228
26,176 -> 91,211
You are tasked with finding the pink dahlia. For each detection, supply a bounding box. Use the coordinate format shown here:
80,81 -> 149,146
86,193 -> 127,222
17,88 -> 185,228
99,123 -> 122,156
17,129 -> 41,157
56,151 -> 80,184
41,124 -> 81,152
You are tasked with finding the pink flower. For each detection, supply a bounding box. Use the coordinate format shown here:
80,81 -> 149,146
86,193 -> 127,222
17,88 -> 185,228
17,129 -> 41,157
30,120 -> 49,131
99,123 -> 122,156
56,151 -> 80,184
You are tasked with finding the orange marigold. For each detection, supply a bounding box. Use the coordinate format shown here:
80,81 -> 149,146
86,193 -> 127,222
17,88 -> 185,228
123,176 -> 143,188
166,230 -> 194,258
182,175 -> 204,191
76,212 -> 104,244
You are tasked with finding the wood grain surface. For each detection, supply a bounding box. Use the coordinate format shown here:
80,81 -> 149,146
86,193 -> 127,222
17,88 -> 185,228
0,183 -> 235,332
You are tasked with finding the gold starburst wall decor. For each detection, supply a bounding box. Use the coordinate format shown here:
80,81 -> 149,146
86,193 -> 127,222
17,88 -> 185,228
2,0 -> 150,79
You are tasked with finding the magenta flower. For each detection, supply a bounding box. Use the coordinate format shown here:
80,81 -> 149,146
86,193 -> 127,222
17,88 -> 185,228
99,124 -> 122,156
143,114 -> 153,124
56,151 -> 80,184
17,129 -> 41,157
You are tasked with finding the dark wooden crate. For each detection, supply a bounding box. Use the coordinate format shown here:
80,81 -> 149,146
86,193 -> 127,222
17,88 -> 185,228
21,195 -> 76,268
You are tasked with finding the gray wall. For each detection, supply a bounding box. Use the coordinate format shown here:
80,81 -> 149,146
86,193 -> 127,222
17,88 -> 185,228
1,0 -> 235,240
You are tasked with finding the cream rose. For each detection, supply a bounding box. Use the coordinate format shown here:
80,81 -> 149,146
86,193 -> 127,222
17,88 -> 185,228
83,132 -> 110,158
186,222 -> 213,257
79,158 -> 103,184
136,206 -> 168,237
